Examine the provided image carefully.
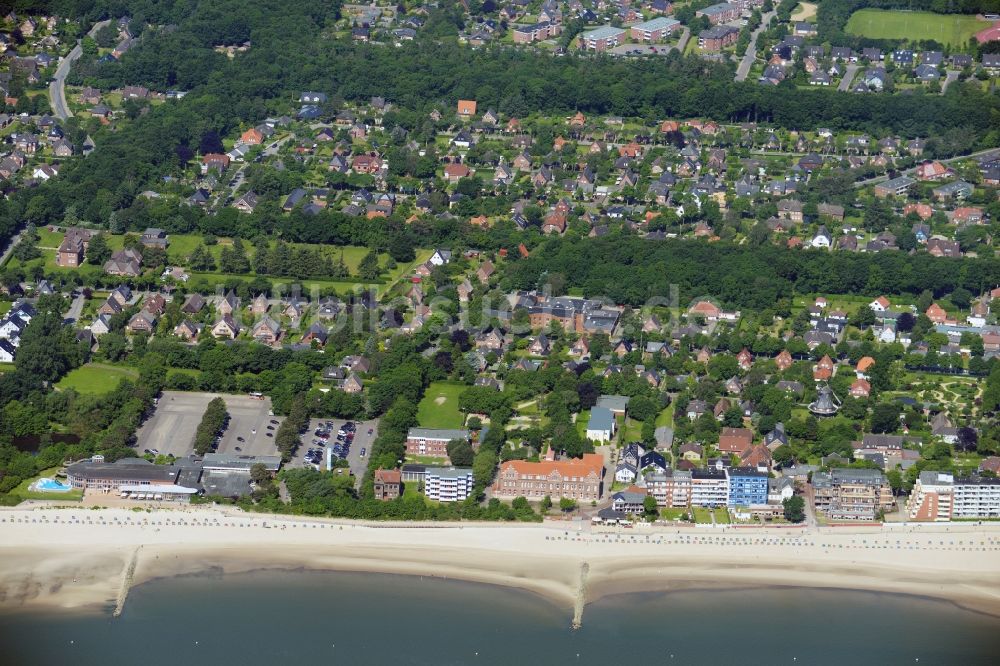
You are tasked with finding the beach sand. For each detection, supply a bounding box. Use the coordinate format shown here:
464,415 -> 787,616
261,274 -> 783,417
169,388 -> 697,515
2,507 -> 999,623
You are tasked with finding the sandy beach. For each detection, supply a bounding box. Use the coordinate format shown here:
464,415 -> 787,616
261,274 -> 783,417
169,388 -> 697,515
2,506 -> 1000,623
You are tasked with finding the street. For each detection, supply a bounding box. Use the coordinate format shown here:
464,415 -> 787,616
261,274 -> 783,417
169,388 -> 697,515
837,64 -> 860,92
853,147 -> 1000,189
941,70 -> 960,94
49,19 -> 111,120
0,230 -> 25,267
735,11 -> 775,83
62,292 -> 85,324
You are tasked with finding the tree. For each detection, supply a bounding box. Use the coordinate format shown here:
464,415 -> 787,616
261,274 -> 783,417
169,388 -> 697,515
86,233 -> 111,265
956,426 -> 978,453
540,495 -> 553,513
358,249 -> 381,280
886,468 -> 903,495
896,312 -> 915,333
782,495 -> 805,523
643,494 -> 658,519
250,462 -> 270,485
188,244 -> 216,271
12,235 -> 41,262
559,497 -> 577,513
446,438 -> 475,466
192,397 -> 229,455
871,403 -> 901,434
950,287 -> 972,310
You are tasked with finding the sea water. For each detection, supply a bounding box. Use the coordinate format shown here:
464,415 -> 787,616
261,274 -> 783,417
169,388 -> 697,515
1,569 -> 997,665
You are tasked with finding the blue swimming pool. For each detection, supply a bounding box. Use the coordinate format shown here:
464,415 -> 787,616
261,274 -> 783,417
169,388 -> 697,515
33,478 -> 73,492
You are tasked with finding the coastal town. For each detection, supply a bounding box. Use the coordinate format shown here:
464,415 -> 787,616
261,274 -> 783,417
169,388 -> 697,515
1,2 -> 1000,650
0,1 -> 999,528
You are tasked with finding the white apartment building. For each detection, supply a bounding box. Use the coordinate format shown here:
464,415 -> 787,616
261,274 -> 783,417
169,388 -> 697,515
425,467 -> 475,502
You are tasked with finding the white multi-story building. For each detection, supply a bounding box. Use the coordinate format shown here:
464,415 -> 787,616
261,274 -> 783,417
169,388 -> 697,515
425,467 -> 475,503
906,472 -> 955,521
906,472 -> 1000,521
690,469 -> 728,507
953,476 -> 1000,519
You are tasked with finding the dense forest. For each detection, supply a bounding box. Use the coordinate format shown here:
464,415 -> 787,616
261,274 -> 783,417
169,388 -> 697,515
502,236 -> 1000,310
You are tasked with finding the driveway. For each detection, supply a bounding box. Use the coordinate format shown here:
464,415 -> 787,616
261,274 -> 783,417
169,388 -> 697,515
49,19 -> 111,120
735,11 -> 775,82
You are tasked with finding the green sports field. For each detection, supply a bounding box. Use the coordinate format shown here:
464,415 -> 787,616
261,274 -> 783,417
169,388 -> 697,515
416,381 -> 467,429
845,9 -> 990,47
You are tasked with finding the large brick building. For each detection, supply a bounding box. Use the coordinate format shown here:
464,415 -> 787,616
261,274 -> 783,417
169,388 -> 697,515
512,21 -> 561,44
405,428 -> 471,460
579,26 -> 625,52
493,454 -> 604,501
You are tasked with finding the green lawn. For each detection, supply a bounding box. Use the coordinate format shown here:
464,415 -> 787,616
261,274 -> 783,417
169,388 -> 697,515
8,467 -> 84,503
576,409 -> 591,440
658,507 -> 692,521
692,507 -> 723,524
845,9 -> 989,47
655,403 -> 674,428
0,362 -> 15,373
416,381 -> 467,428
55,363 -> 139,395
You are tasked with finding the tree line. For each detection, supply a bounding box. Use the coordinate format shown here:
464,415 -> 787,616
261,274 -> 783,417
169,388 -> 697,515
192,396 -> 227,455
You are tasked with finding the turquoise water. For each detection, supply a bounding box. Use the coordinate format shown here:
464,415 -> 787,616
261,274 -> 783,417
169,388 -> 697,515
1,570 -> 998,665
32,478 -> 72,492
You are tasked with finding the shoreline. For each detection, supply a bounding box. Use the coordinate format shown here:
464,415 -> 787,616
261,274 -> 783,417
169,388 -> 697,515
2,507 -> 1000,623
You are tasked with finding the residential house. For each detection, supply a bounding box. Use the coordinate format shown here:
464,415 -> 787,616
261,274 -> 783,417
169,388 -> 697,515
373,469 -> 401,501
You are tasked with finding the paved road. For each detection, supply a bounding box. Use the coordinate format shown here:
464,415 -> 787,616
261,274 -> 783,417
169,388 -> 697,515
49,19 -> 111,120
0,230 -> 25,267
941,69 -> 960,94
735,11 -> 775,82
838,64 -> 860,92
853,147 -> 1000,188
63,293 -> 85,324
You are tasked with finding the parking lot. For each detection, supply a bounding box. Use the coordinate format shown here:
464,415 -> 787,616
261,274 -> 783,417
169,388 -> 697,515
136,391 -> 283,458
292,418 -> 378,489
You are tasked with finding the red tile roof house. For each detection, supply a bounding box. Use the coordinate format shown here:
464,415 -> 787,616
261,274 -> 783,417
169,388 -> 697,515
903,203 -> 933,220
444,163 -> 471,183
952,207 -> 984,225
850,378 -> 871,398
456,100 -> 477,119
718,427 -> 753,455
813,355 -> 835,381
688,300 -> 721,321
925,303 -> 948,324
915,160 -> 952,181
373,468 -> 401,501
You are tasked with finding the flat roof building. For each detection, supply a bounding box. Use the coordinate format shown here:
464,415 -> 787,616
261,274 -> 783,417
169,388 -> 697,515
580,26 -> 625,52
630,17 -> 681,42
425,467 -> 475,502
